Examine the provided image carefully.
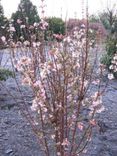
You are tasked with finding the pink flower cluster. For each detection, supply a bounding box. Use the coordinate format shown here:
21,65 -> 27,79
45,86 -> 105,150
108,52 -> 117,79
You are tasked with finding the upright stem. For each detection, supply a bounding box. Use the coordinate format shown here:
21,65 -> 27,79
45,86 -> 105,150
40,107 -> 50,156
70,0 -> 89,155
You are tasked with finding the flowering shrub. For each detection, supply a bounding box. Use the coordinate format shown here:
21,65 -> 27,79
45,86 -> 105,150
108,52 -> 117,79
101,37 -> 117,79
3,17 -> 106,156
67,19 -> 107,43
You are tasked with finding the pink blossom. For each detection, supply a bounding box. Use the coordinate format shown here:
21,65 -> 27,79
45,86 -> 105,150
9,26 -> 16,32
23,40 -> 30,46
20,25 -> 26,29
31,99 -> 38,111
32,42 -> 41,48
92,99 -> 101,107
97,104 -> 105,113
61,138 -> 70,146
40,19 -> 48,30
53,34 -> 64,40
16,41 -> 22,47
19,56 -> 31,65
89,119 -> 97,126
108,73 -> 114,80
77,122 -> 84,131
57,152 -> 61,156
22,77 -> 32,86
33,80 -> 41,88
1,36 -> 6,42
51,134 -> 55,139
33,22 -> 39,27
92,80 -> 100,85
63,36 -> 71,43
29,25 -> 34,29
17,19 -> 22,24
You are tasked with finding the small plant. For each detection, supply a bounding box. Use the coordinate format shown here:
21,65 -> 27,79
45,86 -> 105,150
101,37 -> 117,79
100,6 -> 117,79
0,68 -> 13,81
108,51 -> 117,79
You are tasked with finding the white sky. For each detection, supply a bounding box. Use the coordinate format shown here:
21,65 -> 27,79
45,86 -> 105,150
1,0 -> 117,19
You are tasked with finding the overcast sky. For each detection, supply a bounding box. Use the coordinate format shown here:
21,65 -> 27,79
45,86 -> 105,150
1,0 -> 117,19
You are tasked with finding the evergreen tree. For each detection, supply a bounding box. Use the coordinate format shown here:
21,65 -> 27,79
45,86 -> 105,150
12,0 -> 40,24
99,8 -> 117,34
0,0 -> 8,34
0,0 -> 8,48
11,0 -> 40,41
47,17 -> 65,35
0,0 -> 5,28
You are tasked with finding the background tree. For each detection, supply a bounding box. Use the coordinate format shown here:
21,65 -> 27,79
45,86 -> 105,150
12,0 -> 40,24
0,0 -> 5,31
100,6 -> 117,78
0,0 -> 8,48
99,7 -> 117,34
11,0 -> 40,41
46,17 -> 65,35
89,14 -> 100,23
